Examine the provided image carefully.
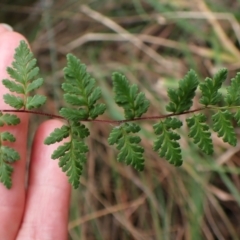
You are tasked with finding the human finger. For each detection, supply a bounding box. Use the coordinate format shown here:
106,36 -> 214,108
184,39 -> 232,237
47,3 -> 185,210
17,120 -> 71,240
0,24 -> 30,239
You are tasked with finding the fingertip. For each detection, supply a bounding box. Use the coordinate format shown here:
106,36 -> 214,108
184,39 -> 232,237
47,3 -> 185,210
0,30 -> 28,51
0,23 -> 13,33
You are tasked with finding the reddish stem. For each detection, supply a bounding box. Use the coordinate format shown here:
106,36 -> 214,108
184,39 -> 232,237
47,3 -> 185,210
1,107 -> 206,125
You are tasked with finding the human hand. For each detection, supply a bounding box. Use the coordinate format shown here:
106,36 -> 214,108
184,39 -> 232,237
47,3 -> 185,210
0,24 -> 71,240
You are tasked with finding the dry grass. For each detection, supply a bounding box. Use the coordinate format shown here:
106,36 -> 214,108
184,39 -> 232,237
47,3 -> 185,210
1,0 -> 240,239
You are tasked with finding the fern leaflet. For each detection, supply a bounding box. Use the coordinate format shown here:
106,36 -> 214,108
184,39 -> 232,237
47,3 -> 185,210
0,112 -> 20,126
186,113 -> 213,154
112,72 -> 150,119
166,69 -> 199,113
212,110 -> 236,146
45,122 -> 89,188
60,54 -> 106,120
44,125 -> 70,144
109,73 -> 149,169
2,40 -> 46,110
0,40 -> 46,188
234,110 -> 240,126
0,132 -> 19,188
46,54 -> 106,188
199,68 -> 227,106
108,123 -> 144,171
225,73 -> 240,106
153,118 -> 182,166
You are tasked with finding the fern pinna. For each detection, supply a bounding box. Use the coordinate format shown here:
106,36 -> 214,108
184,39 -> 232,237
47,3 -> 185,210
44,54 -> 106,188
1,40 -> 240,189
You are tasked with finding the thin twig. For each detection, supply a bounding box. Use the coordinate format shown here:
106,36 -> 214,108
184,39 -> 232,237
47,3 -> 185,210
61,33 -> 234,62
80,5 -> 178,72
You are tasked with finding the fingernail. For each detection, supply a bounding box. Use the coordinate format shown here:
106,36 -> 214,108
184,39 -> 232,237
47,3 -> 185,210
0,23 -> 13,31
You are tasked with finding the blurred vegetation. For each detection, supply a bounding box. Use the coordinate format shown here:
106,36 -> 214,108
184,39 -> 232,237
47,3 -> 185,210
2,0 -> 240,239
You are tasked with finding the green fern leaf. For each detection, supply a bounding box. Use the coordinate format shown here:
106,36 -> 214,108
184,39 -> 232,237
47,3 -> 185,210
52,142 -> 71,159
0,163 -> 13,189
47,122 -> 89,188
212,110 -> 236,146
44,125 -> 70,144
153,118 -> 182,166
26,95 -> 46,109
3,40 -> 45,111
7,41 -> 38,85
60,140 -> 88,188
0,113 -> 20,126
225,73 -> 240,106
51,139 -> 88,189
112,73 -> 150,119
234,109 -> 240,126
62,83 -> 83,95
89,103 -> 107,119
62,54 -> 106,120
9,49 -> 37,82
108,123 -> 145,171
71,122 -> 90,138
2,146 -> 20,162
1,132 -> 16,142
26,78 -> 44,93
186,113 -> 213,154
63,93 -> 86,106
166,69 -> 199,113
108,127 -> 123,145
4,94 -> 24,109
200,68 -> 227,106
88,87 -> 101,106
2,79 -> 24,94
0,110 -> 20,188
0,146 -> 20,188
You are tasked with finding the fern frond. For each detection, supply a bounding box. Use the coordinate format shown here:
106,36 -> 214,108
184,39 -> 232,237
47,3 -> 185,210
225,73 -> 240,106
108,123 -> 145,171
153,118 -> 182,166
186,113 -> 213,154
0,117 -> 20,187
3,41 -> 240,190
62,54 -> 106,120
166,69 -> 199,113
0,109 -> 20,188
212,110 -> 236,146
112,73 -> 150,119
199,68 -> 227,106
2,40 -> 46,110
0,41 -> 47,188
0,134 -> 20,188
45,54 -> 106,188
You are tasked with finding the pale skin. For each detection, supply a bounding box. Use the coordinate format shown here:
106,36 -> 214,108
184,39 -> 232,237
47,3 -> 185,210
0,25 -> 71,239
